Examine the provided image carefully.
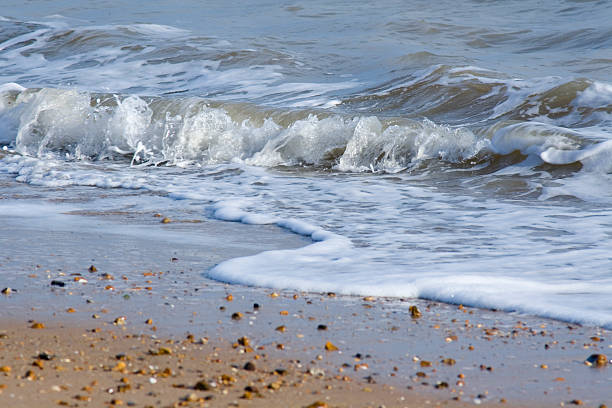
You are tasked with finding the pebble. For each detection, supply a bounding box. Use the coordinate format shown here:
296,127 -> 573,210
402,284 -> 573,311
113,317 -> 126,326
305,402 -> 328,408
409,305 -> 422,318
585,354 -> 608,367
324,341 -> 339,351
194,380 -> 212,391
1,288 -> 12,295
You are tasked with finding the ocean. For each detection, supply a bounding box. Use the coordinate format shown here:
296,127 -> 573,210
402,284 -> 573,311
1,0 -> 611,328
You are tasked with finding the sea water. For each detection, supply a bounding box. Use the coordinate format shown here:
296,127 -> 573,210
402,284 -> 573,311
1,0 -> 611,328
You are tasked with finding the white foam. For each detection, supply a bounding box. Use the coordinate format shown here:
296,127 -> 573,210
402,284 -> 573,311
1,87 -> 493,172
3,145 -> 612,329
490,122 -> 580,156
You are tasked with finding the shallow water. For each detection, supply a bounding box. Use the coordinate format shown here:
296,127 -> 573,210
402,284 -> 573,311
1,0 -> 611,328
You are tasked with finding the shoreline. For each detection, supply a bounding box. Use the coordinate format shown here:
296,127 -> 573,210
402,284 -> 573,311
0,194 -> 611,407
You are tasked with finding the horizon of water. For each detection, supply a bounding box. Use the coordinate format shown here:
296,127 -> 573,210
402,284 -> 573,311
1,0 -> 612,328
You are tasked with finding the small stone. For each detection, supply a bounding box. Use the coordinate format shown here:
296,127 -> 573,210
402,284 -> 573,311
279,310 -> 289,316
317,324 -> 327,331
145,318 -> 153,325
268,381 -> 281,390
159,368 -> 173,378
434,381 -> 449,389
226,294 -> 233,301
231,312 -> 243,320
585,354 -> 608,367
324,341 -> 338,351
183,392 -> 198,402
1,288 -> 12,295
50,280 -> 65,287
237,337 -> 250,346
409,305 -> 422,318
24,369 -> 36,380
275,325 -> 286,332
88,265 -> 97,273
220,374 -> 236,385
243,362 -> 256,371
151,347 -> 172,356
194,380 -> 212,391
570,400 -> 583,405
305,401 -> 328,408
31,322 -> 45,329
0,366 -> 11,373
441,358 -> 455,365
38,353 -> 54,361
161,217 -> 171,224
113,316 -> 126,326
117,384 -> 132,392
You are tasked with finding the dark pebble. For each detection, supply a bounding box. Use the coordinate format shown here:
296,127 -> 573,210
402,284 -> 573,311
38,352 -> 54,361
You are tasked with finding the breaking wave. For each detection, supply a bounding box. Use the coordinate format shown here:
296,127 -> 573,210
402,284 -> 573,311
1,85 -> 610,175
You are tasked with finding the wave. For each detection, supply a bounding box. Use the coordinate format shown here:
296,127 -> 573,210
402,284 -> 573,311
340,65 -> 612,127
1,85 -> 611,176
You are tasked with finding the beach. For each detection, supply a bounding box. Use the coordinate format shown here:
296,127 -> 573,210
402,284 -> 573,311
1,206 -> 610,407
2,0 -> 612,406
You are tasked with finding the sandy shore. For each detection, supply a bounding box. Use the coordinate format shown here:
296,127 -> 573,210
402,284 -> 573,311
2,288 -> 611,407
1,196 -> 611,407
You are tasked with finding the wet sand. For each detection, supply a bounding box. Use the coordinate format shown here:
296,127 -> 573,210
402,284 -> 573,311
1,205 -> 611,407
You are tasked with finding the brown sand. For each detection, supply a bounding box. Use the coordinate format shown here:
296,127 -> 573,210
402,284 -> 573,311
1,290 -> 611,408
0,207 -> 611,407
